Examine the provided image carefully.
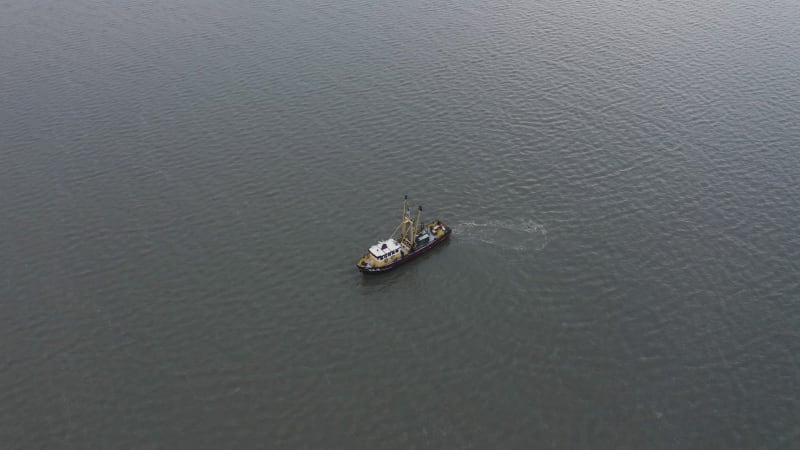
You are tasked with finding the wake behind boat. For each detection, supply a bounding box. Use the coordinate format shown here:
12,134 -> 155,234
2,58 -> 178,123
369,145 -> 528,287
356,196 -> 451,273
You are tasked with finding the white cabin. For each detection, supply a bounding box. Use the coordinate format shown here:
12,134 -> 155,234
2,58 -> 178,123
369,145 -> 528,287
368,239 -> 402,260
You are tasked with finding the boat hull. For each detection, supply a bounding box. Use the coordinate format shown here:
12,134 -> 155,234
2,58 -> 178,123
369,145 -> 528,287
357,228 -> 451,273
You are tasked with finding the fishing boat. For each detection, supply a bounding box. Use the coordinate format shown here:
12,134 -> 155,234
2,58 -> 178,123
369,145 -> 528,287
356,196 -> 451,273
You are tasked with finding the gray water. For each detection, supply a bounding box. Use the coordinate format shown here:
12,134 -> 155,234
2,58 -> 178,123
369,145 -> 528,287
2,0 -> 799,448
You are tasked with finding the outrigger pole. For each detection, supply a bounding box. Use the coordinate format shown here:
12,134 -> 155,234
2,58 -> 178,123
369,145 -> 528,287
415,206 -> 423,235
401,195 -> 409,242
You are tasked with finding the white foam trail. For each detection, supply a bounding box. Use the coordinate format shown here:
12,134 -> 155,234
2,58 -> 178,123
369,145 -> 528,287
454,219 -> 549,251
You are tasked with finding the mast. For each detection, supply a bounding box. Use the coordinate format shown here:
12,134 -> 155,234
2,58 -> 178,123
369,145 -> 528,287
399,195 -> 416,249
415,206 -> 423,235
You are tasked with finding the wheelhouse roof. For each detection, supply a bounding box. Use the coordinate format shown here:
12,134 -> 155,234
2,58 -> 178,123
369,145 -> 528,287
369,239 -> 401,257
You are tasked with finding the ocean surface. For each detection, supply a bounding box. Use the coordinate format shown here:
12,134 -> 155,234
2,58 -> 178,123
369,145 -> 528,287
2,0 -> 799,448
